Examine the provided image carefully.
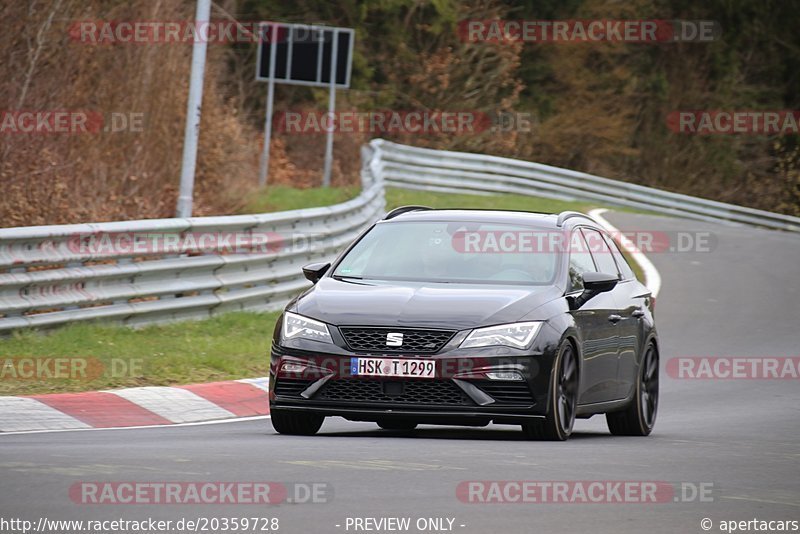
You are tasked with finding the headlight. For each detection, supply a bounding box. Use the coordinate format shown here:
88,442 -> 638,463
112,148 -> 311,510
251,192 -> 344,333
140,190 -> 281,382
282,312 -> 333,343
460,321 -> 542,349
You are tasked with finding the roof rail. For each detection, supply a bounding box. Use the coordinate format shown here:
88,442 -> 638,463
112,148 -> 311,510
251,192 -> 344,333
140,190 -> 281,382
556,211 -> 596,227
383,205 -> 433,220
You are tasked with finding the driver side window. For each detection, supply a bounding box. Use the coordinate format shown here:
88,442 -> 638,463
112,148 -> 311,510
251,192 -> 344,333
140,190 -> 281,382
568,228 -> 597,292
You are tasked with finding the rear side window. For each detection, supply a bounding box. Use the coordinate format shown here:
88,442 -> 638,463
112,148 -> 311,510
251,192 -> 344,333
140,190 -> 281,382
603,233 -> 636,281
568,229 -> 597,291
582,228 -> 620,278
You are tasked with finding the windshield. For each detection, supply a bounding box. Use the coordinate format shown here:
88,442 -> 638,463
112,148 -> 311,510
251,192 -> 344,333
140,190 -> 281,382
333,220 -> 559,284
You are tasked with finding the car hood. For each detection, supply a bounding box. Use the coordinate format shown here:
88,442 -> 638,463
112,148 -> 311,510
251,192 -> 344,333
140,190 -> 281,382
294,277 -> 562,330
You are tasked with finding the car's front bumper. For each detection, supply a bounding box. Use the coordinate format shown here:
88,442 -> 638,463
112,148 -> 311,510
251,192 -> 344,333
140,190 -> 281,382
268,342 -> 558,423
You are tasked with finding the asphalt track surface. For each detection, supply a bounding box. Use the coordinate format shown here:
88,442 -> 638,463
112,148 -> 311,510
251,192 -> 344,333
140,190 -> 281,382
1,212 -> 798,534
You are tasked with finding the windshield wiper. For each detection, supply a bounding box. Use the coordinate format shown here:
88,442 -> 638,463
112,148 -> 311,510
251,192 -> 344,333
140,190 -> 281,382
332,274 -> 363,280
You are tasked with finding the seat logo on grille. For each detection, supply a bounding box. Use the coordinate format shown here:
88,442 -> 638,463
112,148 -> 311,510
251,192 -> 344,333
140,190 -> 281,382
386,332 -> 404,346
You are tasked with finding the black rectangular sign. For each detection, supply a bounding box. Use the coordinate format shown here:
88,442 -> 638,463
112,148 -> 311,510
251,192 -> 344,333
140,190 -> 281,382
256,23 -> 353,88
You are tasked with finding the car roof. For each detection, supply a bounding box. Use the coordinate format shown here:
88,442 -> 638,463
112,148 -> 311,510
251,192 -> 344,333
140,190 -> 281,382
381,207 -> 599,229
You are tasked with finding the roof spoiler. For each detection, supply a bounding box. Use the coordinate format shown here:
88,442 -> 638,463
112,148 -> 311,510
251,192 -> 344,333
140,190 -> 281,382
556,211 -> 597,227
383,205 -> 433,220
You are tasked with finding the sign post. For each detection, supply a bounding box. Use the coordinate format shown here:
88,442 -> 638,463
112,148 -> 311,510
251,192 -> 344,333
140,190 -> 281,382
176,0 -> 211,217
322,31 -> 338,187
258,24 -> 278,188
256,23 -> 354,187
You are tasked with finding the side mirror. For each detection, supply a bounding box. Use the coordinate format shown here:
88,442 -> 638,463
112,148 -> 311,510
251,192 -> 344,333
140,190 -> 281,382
302,262 -> 330,284
582,271 -> 619,293
571,272 -> 618,309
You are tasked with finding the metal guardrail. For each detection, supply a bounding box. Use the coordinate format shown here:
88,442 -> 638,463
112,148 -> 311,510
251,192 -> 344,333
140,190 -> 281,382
2,138 -> 797,332
370,139 -> 800,233
0,162 -> 385,332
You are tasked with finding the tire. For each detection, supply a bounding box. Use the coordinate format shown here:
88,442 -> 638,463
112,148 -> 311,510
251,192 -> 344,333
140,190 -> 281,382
606,342 -> 659,436
270,410 -> 324,436
376,420 -> 418,431
522,341 -> 578,441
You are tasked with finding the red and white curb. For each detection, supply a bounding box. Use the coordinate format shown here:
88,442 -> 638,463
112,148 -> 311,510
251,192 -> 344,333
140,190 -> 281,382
0,377 -> 269,433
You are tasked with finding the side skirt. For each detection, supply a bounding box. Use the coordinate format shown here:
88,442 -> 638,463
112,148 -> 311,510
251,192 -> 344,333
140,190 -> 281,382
575,394 -> 634,416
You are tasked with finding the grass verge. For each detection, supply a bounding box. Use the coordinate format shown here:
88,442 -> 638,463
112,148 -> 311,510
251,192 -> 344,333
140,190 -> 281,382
243,185 -> 361,214
0,312 -> 279,396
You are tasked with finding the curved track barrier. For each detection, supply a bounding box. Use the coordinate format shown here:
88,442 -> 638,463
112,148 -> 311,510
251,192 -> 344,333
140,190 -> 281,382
2,139 -> 796,332
0,163 -> 384,332
371,139 -> 800,232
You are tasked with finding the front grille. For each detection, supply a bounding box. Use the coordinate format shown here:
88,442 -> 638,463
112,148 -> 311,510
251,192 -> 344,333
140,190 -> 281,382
274,378 -> 315,397
339,327 -> 455,353
317,379 -> 472,406
474,380 -> 535,405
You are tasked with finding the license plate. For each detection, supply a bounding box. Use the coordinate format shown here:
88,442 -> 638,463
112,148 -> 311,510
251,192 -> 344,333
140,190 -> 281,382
350,357 -> 436,378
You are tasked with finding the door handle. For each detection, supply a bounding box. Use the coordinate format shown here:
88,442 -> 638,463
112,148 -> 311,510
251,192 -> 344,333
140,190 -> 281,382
631,310 -> 645,318
608,314 -> 622,324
